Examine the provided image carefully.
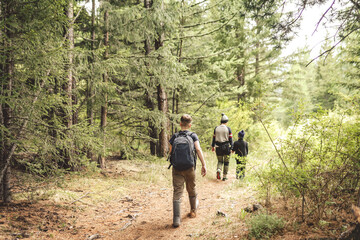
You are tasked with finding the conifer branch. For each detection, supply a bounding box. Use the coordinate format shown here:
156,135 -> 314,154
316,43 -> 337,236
181,47 -> 234,60
0,75 -> 47,185
166,12 -> 237,41
185,0 -> 226,17
182,17 -> 225,29
350,0 -> 360,10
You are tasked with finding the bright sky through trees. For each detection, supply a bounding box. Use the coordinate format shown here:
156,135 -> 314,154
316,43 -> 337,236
283,1 -> 339,59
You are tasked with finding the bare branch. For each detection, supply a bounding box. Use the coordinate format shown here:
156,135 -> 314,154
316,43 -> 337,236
190,0 -> 208,8
285,4 -> 306,28
193,92 -> 218,114
306,26 -> 360,67
185,0 -> 226,17
312,0 -> 336,36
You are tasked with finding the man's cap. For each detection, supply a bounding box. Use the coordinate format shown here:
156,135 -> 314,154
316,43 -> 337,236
221,113 -> 229,123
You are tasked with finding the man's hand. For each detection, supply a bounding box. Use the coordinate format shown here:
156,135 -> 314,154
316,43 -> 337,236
201,166 -> 207,177
212,147 -> 215,152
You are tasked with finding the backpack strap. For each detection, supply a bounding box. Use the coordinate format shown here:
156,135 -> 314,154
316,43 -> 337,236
185,131 -> 193,137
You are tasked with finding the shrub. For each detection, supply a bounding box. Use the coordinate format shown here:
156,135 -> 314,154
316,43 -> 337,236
247,213 -> 284,239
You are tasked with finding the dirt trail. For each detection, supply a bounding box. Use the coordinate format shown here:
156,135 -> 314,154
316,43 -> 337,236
0,159 -> 258,240
111,163 -> 256,240
71,160 -> 257,240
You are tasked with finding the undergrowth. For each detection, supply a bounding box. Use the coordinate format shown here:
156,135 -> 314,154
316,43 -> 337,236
247,212 -> 285,239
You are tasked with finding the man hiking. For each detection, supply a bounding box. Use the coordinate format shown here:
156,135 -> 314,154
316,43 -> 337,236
211,113 -> 233,181
232,130 -> 249,179
169,114 -> 207,228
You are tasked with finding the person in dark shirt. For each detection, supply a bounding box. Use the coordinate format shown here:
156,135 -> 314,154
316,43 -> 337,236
232,130 -> 248,179
169,114 -> 207,228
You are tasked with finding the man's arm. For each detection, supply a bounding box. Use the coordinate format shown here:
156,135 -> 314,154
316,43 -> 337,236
194,141 -> 207,176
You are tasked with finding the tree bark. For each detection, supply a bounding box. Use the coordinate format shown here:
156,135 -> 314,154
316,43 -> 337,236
145,91 -> 158,156
144,0 -> 158,155
254,19 -> 261,97
86,0 -> 96,162
157,84 -> 169,157
236,61 -> 245,102
98,8 -> 109,169
87,0 -> 95,126
155,0 -> 169,157
0,0 -> 14,203
171,0 -> 184,135
66,0 -> 74,128
69,0 -> 77,125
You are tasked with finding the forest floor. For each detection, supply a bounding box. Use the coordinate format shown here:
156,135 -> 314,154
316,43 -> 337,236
0,152 -> 353,240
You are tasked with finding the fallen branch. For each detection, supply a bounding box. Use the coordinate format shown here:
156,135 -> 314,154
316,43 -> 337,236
120,221 -> 132,231
88,234 -> 101,240
70,191 -> 92,204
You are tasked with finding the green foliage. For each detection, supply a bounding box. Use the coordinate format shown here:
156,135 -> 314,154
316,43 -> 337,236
257,106 -> 360,220
247,212 -> 285,239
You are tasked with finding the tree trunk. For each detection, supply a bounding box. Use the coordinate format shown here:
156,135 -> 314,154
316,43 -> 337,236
98,8 -> 109,169
0,0 -> 14,203
144,0 -> 158,155
254,19 -> 261,98
155,21 -> 169,157
145,92 -> 158,156
171,0 -> 184,135
171,90 -> 176,135
87,0 -> 95,126
66,0 -> 73,128
155,0 -> 169,157
58,0 -> 74,169
86,0 -> 96,162
236,62 -> 245,102
157,85 -> 169,157
70,1 -> 77,125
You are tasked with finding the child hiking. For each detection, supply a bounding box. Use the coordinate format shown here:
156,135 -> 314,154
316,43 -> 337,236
168,114 -> 207,228
232,130 -> 248,179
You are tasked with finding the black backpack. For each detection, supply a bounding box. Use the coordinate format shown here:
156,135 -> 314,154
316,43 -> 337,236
169,131 -> 196,171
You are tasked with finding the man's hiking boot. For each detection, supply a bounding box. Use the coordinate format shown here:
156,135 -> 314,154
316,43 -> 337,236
188,209 -> 196,218
188,196 -> 198,218
222,175 -> 228,181
216,169 -> 221,180
173,200 -> 181,228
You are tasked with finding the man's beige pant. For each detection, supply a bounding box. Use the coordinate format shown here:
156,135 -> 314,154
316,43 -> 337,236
172,167 -> 196,201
